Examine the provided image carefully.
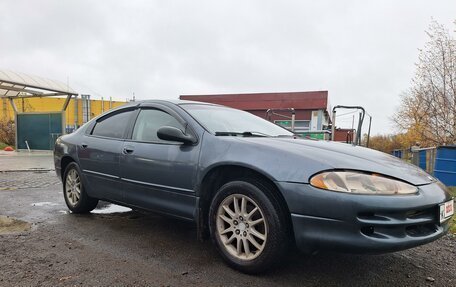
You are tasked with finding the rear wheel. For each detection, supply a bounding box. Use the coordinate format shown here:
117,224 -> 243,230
63,162 -> 98,213
209,180 -> 290,273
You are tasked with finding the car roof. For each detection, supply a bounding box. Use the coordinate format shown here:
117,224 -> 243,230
136,99 -> 222,107
81,99 -> 221,132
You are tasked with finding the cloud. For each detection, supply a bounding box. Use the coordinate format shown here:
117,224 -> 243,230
1,0 -> 455,134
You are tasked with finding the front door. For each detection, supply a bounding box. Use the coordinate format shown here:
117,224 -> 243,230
120,107 -> 200,219
78,108 -> 136,202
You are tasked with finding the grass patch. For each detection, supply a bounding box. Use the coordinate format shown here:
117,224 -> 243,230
0,142 -> 8,150
448,187 -> 456,234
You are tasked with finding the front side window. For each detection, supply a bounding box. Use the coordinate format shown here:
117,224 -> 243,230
132,109 -> 184,142
91,109 -> 135,139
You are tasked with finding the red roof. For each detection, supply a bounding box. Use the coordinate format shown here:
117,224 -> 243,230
180,91 -> 328,111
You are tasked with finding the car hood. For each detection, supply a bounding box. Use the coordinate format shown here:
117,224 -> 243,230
236,137 -> 434,186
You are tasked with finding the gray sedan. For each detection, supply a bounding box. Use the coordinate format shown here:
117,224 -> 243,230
54,100 -> 454,273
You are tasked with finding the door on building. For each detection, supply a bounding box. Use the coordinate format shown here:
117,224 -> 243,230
16,113 -> 63,150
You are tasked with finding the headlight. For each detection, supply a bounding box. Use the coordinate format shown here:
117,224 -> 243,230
309,171 -> 418,195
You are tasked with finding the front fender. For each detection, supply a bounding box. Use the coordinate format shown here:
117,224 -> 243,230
197,136 -> 332,187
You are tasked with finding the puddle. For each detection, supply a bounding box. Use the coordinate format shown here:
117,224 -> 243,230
92,204 -> 132,214
0,215 -> 31,234
31,202 -> 60,207
57,204 -> 133,215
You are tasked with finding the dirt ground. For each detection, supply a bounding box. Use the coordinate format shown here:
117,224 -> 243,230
0,170 -> 455,287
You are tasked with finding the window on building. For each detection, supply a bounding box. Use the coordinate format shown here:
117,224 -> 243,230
274,120 -> 310,132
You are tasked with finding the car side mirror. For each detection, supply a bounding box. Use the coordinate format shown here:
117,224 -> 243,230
157,126 -> 196,145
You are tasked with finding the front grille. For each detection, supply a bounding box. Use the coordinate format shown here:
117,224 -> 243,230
406,208 -> 434,219
357,207 -> 439,239
406,224 -> 438,237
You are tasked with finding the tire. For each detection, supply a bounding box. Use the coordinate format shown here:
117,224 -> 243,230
63,162 -> 98,213
209,179 -> 290,273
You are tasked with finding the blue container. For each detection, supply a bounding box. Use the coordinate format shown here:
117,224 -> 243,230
392,150 -> 402,158
419,150 -> 427,170
434,146 -> 456,186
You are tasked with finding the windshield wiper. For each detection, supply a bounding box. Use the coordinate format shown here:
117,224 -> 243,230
214,131 -> 270,137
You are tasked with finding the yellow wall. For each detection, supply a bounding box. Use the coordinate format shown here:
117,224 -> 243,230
0,97 -> 128,127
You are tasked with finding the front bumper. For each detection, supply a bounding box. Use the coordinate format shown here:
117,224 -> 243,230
276,181 -> 453,254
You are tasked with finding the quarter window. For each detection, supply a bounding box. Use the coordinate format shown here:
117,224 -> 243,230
91,109 -> 135,139
132,109 -> 184,142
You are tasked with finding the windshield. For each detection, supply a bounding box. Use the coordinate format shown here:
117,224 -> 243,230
181,104 -> 294,137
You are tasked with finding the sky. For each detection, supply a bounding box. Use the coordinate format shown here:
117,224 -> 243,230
1,0 -> 455,135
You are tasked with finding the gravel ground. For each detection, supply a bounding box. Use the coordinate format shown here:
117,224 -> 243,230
0,171 -> 455,287
0,170 -> 60,190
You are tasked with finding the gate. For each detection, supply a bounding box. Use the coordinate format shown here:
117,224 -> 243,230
16,113 -> 63,150
434,146 -> 456,186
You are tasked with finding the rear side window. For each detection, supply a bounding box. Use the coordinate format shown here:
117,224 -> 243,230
91,109 -> 135,139
132,109 -> 184,142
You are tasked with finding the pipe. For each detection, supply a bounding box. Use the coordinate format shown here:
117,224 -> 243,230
332,105 -> 366,145
291,110 -> 296,132
74,95 -> 78,128
357,112 -> 363,145
25,140 -> 31,152
265,109 -> 271,121
331,110 -> 336,141
366,115 -> 372,148
87,95 -> 91,121
346,131 -> 352,144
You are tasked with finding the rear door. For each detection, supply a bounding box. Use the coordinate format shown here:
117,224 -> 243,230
78,108 -> 137,202
119,105 -> 200,219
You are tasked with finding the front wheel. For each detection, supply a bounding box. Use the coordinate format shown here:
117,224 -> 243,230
209,180 -> 290,273
63,162 -> 98,213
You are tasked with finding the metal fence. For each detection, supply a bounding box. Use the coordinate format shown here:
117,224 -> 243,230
392,146 -> 455,186
434,146 -> 456,186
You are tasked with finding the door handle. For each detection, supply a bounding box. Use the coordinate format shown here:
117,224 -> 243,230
123,146 -> 134,154
81,143 -> 88,149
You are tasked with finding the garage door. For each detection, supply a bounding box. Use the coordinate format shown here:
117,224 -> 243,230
16,113 -> 62,150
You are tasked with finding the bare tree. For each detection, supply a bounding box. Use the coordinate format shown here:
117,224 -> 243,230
394,20 -> 456,146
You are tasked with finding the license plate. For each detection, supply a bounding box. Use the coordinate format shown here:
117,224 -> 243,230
439,199 -> 454,223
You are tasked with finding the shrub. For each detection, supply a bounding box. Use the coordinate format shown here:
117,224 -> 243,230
0,119 -> 15,146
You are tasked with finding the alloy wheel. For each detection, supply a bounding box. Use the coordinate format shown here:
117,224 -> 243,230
216,194 -> 268,260
65,169 -> 81,206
